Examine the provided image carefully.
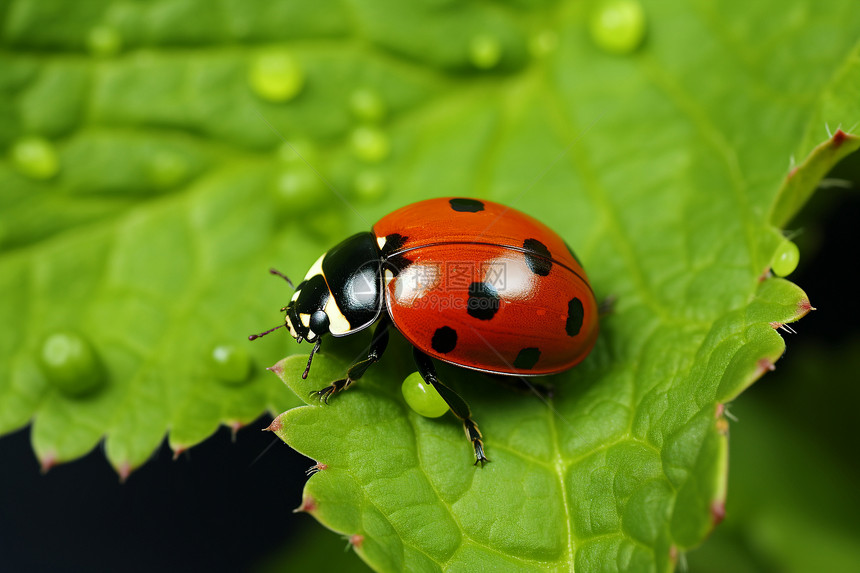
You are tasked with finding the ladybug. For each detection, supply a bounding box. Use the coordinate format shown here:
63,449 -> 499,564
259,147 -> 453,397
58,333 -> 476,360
251,197 -> 599,465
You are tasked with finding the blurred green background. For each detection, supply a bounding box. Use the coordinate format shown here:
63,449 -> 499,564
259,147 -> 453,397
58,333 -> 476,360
2,0 -> 859,571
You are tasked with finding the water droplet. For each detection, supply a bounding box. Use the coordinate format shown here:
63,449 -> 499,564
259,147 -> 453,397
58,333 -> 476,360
87,25 -> 122,57
349,88 -> 386,123
589,0 -> 646,55
39,331 -> 105,397
529,30 -> 558,58
307,209 -> 347,241
11,136 -> 59,180
354,170 -> 387,203
273,169 -> 324,210
771,240 -> 799,277
148,151 -> 188,188
469,34 -> 502,69
277,140 -> 318,165
249,52 -> 305,103
211,344 -> 253,385
351,126 -> 390,163
401,371 -> 448,418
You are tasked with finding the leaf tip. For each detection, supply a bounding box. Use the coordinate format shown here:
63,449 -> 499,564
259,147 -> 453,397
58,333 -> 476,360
769,322 -> 797,334
226,420 -> 243,442
755,358 -> 776,378
305,462 -> 327,475
293,495 -> 317,514
714,404 -> 730,434
117,460 -> 132,484
263,416 -> 283,433
348,534 -> 364,549
797,297 -> 816,317
39,452 -> 58,474
171,445 -> 188,460
832,129 -> 848,148
266,359 -> 286,377
710,500 -> 726,526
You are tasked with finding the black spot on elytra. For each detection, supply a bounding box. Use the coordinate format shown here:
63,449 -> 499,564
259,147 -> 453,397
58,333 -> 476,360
523,238 -> 552,276
467,282 -> 501,320
514,347 -> 541,370
564,240 -> 583,267
449,198 -> 485,213
566,297 -> 584,337
431,326 -> 458,353
381,233 -> 412,276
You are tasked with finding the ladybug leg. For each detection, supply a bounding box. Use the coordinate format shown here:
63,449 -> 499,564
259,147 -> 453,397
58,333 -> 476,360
413,348 -> 489,467
310,314 -> 391,403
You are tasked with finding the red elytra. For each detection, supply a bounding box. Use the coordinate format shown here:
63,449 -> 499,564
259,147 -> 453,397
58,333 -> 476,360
374,197 -> 599,376
252,197 -> 599,466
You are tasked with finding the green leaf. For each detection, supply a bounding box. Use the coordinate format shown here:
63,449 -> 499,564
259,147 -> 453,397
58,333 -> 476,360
687,339 -> 860,573
1,0 -> 859,570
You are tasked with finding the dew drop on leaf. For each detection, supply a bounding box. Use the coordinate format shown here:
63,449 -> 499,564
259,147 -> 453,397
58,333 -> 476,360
401,371 -> 449,418
277,140 -> 318,165
469,34 -> 502,69
771,240 -> 800,277
351,126 -> 390,163
11,136 -> 60,180
148,151 -> 189,188
529,30 -> 558,58
38,331 -> 105,397
272,169 -> 325,210
354,169 -> 387,202
211,344 -> 252,385
87,25 -> 122,57
349,88 -> 386,122
249,52 -> 305,103
306,209 -> 347,241
589,0 -> 646,55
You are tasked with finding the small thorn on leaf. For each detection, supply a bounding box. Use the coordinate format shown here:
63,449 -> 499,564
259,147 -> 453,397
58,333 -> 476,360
349,534 -> 364,549
171,446 -> 187,461
39,453 -> 57,474
756,358 -> 776,377
798,298 -> 816,316
306,462 -> 328,475
711,500 -> 726,525
770,322 -> 798,334
117,461 -> 131,484
832,129 -> 847,148
669,545 -> 679,563
264,416 -> 284,433
714,403 -> 724,418
267,361 -> 285,376
758,267 -> 772,282
293,495 -> 317,513
228,420 -> 242,442
787,166 -> 798,179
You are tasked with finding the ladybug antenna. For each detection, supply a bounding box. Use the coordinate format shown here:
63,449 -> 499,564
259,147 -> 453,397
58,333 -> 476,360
269,268 -> 294,289
302,338 -> 322,379
248,323 -> 286,341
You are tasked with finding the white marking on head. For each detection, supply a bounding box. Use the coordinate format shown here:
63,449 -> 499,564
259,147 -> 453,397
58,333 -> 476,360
376,235 -> 387,249
300,313 -> 311,328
